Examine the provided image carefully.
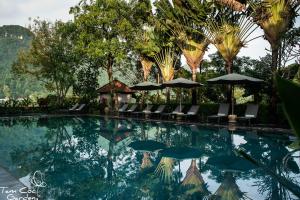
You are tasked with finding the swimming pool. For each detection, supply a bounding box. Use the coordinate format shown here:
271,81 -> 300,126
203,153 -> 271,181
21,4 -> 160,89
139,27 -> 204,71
0,116 -> 299,199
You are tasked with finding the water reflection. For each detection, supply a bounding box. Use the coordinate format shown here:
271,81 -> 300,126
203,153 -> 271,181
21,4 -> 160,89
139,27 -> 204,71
0,117 -> 299,199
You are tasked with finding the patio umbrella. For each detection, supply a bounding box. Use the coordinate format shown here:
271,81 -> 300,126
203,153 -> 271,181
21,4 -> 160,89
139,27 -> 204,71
129,140 -> 166,152
162,78 -> 203,110
130,82 -> 163,91
130,82 -> 163,106
207,73 -> 263,115
159,146 -> 202,160
206,154 -> 257,172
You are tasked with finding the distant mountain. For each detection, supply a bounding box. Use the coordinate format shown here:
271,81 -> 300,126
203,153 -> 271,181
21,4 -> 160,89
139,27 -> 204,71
0,25 -> 45,98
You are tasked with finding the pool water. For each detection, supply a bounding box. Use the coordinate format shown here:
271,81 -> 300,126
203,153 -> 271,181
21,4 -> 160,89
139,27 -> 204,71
0,116 -> 299,200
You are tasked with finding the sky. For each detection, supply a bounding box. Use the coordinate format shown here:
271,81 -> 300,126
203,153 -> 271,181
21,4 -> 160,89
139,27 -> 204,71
0,0 -> 299,61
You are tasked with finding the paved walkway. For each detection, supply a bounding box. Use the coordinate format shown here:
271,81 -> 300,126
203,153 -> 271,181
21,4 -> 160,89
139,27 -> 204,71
0,166 -> 38,199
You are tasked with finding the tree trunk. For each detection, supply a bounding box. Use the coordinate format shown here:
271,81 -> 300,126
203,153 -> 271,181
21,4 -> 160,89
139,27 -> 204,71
107,56 -> 115,113
192,68 -> 197,105
226,61 -> 233,105
270,43 -> 279,123
166,88 -> 170,104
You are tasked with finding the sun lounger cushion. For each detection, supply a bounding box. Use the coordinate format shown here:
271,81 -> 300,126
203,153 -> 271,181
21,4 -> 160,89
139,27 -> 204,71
245,114 -> 255,118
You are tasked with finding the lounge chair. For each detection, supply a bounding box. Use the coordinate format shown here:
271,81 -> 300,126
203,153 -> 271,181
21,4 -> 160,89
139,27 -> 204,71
69,103 -> 79,111
118,104 -> 128,112
122,104 -> 138,115
162,105 -> 184,119
149,105 -> 166,118
180,105 -> 200,119
237,104 -> 259,125
75,104 -> 86,111
132,105 -> 153,116
207,103 -> 230,123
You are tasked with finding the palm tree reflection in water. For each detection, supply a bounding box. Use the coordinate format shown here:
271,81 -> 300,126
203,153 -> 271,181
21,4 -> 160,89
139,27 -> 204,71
4,117 -> 300,199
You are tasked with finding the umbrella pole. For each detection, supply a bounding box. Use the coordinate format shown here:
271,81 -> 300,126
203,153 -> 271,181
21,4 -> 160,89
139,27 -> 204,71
231,85 -> 234,115
180,88 -> 182,111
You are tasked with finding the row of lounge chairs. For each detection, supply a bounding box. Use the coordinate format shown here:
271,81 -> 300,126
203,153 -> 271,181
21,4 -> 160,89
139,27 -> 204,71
118,103 -> 259,124
68,103 -> 86,112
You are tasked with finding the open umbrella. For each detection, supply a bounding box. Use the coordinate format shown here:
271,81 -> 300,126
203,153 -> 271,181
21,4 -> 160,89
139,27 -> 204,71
128,140 -> 166,152
162,78 -> 203,110
160,146 -> 202,160
207,73 -> 263,115
130,82 -> 163,106
130,82 -> 163,91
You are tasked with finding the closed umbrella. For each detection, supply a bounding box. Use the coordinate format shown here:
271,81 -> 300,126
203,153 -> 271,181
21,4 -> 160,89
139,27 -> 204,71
207,73 -> 263,115
162,78 -> 203,110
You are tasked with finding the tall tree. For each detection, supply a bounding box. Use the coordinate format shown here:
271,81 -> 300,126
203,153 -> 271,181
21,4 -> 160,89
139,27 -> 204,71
132,0 -> 159,82
204,14 -> 257,103
251,0 -> 300,119
71,0 -> 138,111
154,48 -> 177,102
12,20 -> 78,104
156,0 -> 210,103
204,15 -> 257,74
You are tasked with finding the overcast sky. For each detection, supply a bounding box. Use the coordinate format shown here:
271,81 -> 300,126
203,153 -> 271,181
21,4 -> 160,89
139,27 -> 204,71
0,0 -> 299,61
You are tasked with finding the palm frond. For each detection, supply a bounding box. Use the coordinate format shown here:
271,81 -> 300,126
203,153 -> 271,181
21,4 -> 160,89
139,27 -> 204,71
154,157 -> 175,184
154,48 -> 176,82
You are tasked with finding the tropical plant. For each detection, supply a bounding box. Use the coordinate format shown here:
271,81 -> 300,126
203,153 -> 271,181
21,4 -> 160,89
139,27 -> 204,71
135,28 -> 160,81
71,0 -> 140,110
154,157 -> 175,184
251,0 -> 300,117
276,75 -> 300,139
154,48 -> 177,102
215,0 -> 246,11
181,159 -> 210,196
204,16 -> 257,74
141,152 -> 153,170
154,48 -> 177,82
212,172 -> 245,200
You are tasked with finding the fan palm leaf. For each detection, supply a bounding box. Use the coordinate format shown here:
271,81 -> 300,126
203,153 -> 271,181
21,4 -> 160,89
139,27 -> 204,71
251,0 -> 298,47
204,16 -> 257,73
154,157 -> 175,184
213,172 -> 245,200
154,48 -> 176,82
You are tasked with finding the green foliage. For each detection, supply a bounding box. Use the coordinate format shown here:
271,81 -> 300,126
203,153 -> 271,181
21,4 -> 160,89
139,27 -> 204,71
0,25 -> 45,98
71,0 -> 139,68
12,20 -> 79,104
276,75 -> 300,138
73,66 -> 99,102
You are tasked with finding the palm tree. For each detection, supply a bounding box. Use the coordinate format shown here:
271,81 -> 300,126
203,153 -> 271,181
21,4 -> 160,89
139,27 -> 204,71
154,48 -> 177,102
171,24 -> 209,82
182,159 -> 210,196
135,29 -> 160,81
216,0 -> 246,11
212,172 -> 245,200
204,16 -> 257,74
156,0 -> 210,103
155,157 -> 175,184
204,15 -> 257,103
141,152 -> 153,170
251,0 -> 300,116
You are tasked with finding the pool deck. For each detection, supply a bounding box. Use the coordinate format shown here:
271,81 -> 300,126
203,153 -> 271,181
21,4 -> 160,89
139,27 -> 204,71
0,166 -> 38,199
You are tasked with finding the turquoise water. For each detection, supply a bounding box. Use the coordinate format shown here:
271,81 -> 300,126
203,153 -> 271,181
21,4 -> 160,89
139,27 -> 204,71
0,116 -> 299,200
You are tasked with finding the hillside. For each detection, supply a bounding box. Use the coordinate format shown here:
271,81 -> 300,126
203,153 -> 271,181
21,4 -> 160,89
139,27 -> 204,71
0,25 -> 45,98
